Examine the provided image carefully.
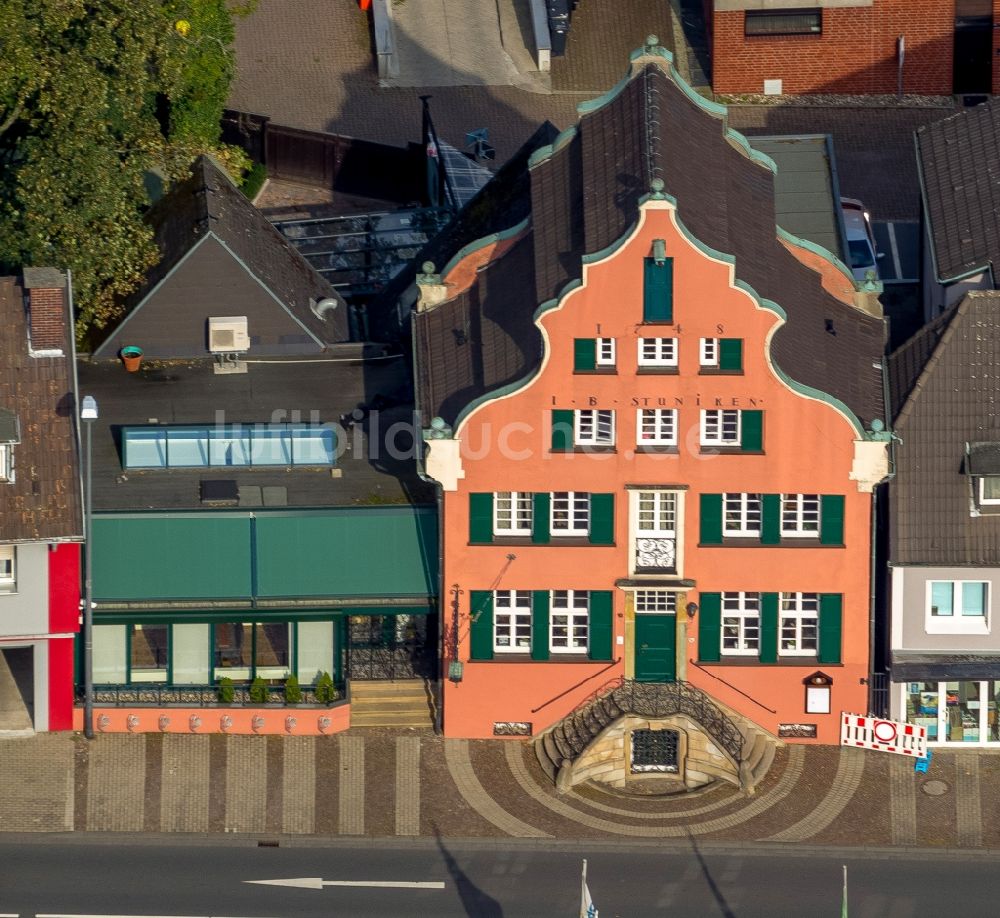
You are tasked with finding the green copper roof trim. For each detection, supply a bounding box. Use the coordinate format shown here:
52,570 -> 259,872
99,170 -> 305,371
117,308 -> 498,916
439,217 -> 531,280
527,125 -> 579,170
725,128 -> 777,170
775,226 -> 857,287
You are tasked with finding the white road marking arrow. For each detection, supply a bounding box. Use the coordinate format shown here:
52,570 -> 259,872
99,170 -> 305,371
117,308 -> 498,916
245,878 -> 445,890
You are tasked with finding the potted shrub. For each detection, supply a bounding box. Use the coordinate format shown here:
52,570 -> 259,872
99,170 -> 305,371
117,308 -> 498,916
217,677 -> 235,704
284,674 -> 303,704
314,671 -> 336,704
249,675 -> 268,704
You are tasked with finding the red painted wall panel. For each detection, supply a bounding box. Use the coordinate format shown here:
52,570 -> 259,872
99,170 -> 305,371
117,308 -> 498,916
47,636 -> 75,731
48,542 -> 81,634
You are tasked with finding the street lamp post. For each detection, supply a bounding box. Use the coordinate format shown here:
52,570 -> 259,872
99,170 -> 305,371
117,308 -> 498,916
80,395 -> 98,740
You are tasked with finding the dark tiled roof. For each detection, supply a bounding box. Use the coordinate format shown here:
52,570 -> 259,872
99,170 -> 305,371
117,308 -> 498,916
415,55 -> 886,428
0,275 -> 82,542
889,292 -> 1000,565
917,99 -> 1000,282
78,355 -> 433,511
413,233 -> 541,426
97,156 -> 346,351
886,304 -> 957,420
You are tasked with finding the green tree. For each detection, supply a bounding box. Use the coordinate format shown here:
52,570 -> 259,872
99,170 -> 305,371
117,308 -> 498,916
0,0 -> 249,339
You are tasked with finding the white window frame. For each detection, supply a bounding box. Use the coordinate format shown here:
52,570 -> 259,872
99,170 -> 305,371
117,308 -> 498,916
0,545 -> 15,593
0,444 -> 11,482
781,493 -> 821,538
925,580 -> 990,635
630,490 -> 683,576
722,592 -> 760,655
596,337 -> 616,367
779,592 -> 819,656
699,338 -> 719,367
574,409 -> 615,447
637,337 -> 678,368
700,409 -> 741,447
635,490 -> 677,537
978,477 -> 1000,507
551,491 -> 590,536
493,491 -> 533,537
634,590 -> 677,613
493,590 -> 532,653
723,492 -> 761,537
637,408 -> 677,447
550,590 -> 589,653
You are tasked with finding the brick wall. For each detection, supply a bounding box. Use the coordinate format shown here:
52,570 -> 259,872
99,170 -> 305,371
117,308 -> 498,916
713,1 -> 955,95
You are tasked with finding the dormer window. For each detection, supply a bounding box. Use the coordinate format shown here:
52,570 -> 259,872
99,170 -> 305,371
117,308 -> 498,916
0,409 -> 19,483
966,442 -> 1000,513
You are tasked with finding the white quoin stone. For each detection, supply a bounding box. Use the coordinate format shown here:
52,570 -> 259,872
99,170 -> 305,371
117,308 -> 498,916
850,439 -> 890,492
425,438 -> 465,491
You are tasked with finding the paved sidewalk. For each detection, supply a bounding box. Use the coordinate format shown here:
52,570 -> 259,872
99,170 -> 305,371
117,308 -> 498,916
2,730 -> 997,849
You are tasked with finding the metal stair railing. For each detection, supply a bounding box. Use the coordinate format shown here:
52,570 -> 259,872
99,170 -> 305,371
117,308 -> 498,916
542,679 -> 744,767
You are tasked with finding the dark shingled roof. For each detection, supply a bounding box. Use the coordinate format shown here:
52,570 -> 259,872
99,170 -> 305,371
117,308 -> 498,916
0,274 -> 82,542
415,53 -> 886,429
889,292 -> 1000,565
917,99 -> 1000,283
96,156 -> 346,352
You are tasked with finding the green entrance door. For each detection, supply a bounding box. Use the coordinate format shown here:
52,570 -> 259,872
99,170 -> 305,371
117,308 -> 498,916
634,614 -> 676,682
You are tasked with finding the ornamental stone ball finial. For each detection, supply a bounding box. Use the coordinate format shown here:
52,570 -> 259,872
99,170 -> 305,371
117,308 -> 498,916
422,261 -> 436,275
650,178 -> 665,196
417,261 -> 441,285
645,35 -> 659,52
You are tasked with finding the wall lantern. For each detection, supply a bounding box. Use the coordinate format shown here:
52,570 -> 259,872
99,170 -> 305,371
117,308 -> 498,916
803,671 -> 833,714
448,661 -> 464,683
685,602 -> 698,619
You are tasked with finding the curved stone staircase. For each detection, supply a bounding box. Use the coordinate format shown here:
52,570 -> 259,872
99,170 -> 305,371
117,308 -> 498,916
534,679 -> 781,795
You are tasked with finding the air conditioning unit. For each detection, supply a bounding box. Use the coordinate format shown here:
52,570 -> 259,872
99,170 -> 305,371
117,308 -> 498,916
208,316 -> 250,354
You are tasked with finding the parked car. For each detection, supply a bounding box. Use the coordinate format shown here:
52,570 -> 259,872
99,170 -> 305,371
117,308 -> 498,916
840,197 -> 883,282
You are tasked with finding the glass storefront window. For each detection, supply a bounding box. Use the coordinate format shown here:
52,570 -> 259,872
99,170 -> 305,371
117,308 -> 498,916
213,622 -> 291,681
905,680 -> 999,744
905,682 -> 939,741
944,681 -> 981,742
130,624 -> 168,683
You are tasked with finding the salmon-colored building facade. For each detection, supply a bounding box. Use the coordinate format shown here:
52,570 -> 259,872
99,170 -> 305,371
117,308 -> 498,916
415,40 -> 889,790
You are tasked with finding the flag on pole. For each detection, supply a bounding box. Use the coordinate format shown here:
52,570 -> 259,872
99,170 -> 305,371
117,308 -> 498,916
580,859 -> 599,918
841,865 -> 848,918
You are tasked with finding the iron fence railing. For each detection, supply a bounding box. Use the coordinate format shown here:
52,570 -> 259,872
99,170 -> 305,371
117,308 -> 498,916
546,679 -> 745,767
81,684 -> 344,708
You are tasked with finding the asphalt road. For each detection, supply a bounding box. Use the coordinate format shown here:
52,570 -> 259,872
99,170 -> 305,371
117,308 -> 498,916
1,836 -> 999,918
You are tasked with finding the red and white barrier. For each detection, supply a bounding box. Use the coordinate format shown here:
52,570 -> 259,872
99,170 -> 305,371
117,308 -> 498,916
840,713 -> 927,758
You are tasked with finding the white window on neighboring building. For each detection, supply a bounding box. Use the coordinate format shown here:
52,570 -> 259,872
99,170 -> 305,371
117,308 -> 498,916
978,476 -> 1000,507
0,444 -> 11,483
494,590 -> 532,653
637,408 -> 677,447
551,492 -> 590,536
596,337 -> 616,367
926,580 -> 990,634
781,493 -> 820,537
723,493 -> 761,537
634,590 -> 677,613
722,592 -> 760,655
0,546 -> 15,593
575,409 -> 615,447
700,409 -> 740,446
550,590 -> 589,653
780,592 -> 819,656
699,337 -> 719,367
638,337 -> 678,368
493,492 -> 533,536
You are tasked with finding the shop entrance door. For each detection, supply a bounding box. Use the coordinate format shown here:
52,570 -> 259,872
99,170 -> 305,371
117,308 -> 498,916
634,614 -> 676,683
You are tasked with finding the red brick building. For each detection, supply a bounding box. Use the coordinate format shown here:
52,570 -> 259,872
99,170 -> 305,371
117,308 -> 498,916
709,1 -> 999,96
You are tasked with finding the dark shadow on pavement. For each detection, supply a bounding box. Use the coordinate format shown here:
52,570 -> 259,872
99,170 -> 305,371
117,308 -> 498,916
433,826 -> 504,917
687,828 -> 736,918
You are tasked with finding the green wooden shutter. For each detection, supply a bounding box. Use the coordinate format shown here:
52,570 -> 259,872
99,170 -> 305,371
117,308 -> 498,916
818,593 -> 843,664
588,590 -> 614,661
759,592 -> 779,663
760,494 -> 781,545
719,338 -> 743,372
469,493 -> 494,544
551,409 -> 574,452
469,591 -> 494,661
699,493 -> 723,545
589,493 -> 615,545
820,494 -> 845,545
698,592 -> 722,662
741,410 -> 763,451
532,492 -> 551,544
643,257 -> 674,323
574,338 -> 597,371
531,591 -> 550,661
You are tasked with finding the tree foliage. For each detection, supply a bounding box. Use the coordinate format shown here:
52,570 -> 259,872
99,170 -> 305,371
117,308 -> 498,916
0,0 -> 249,339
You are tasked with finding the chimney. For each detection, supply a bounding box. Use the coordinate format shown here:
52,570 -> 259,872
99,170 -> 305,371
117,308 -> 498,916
22,267 -> 67,355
